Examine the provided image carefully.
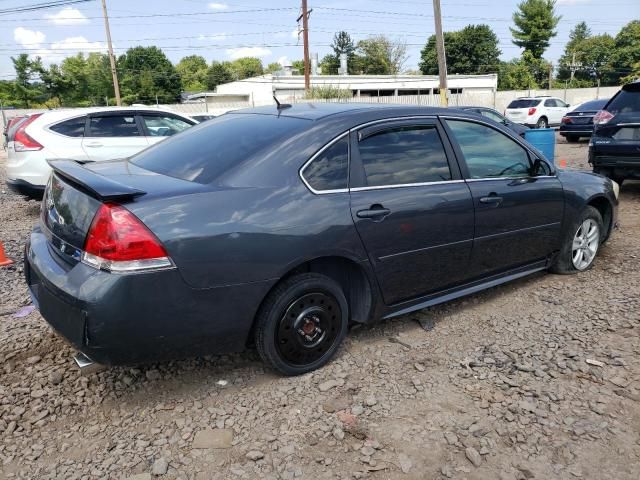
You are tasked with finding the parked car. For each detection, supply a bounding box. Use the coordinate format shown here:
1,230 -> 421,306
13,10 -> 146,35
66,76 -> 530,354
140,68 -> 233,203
6,107 -> 196,199
559,98 -> 609,142
458,106 -> 529,137
190,113 -> 216,122
505,96 -> 570,128
25,104 -> 618,375
589,81 -> 640,184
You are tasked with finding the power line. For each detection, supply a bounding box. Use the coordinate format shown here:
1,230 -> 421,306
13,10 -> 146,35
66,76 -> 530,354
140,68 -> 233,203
0,0 -> 94,15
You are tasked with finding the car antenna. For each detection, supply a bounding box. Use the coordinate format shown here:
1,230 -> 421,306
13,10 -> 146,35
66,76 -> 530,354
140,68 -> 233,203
273,94 -> 291,110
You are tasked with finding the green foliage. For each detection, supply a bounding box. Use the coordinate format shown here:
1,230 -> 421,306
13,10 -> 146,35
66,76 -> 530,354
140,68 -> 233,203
291,60 -> 305,75
230,57 -> 263,79
510,0 -> 561,59
419,24 -> 501,75
118,46 -> 181,104
610,20 -> 640,84
265,62 -> 282,74
321,31 -> 358,75
304,85 -> 352,99
356,35 -> 407,75
206,61 -> 234,90
498,57 -> 539,90
176,55 -> 208,92
11,54 -> 45,107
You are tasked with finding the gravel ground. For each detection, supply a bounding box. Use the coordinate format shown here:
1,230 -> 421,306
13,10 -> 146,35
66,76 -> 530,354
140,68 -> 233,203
1,136 -> 639,480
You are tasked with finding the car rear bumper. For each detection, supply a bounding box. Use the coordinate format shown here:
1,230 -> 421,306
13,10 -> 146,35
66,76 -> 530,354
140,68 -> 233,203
6,178 -> 45,199
589,143 -> 640,178
558,125 -> 593,137
25,226 -> 275,365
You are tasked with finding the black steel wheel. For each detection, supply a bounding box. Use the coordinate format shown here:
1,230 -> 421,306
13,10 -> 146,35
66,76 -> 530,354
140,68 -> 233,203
254,273 -> 348,375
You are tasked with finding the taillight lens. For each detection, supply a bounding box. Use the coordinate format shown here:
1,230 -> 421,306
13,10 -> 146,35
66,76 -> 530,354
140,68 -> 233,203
14,113 -> 43,152
593,110 -> 614,125
561,116 -> 572,124
528,107 -> 537,116
82,203 -> 173,273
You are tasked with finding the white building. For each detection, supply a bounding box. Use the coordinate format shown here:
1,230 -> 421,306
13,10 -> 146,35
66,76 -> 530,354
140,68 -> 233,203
212,73 -> 498,106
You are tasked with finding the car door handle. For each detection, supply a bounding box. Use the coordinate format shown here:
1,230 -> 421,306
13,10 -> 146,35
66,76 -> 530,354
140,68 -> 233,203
356,205 -> 391,220
479,194 -> 503,206
85,142 -> 103,148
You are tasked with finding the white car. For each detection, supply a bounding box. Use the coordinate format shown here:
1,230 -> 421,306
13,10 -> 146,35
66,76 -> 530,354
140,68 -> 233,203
5,106 -> 196,198
504,96 -> 570,129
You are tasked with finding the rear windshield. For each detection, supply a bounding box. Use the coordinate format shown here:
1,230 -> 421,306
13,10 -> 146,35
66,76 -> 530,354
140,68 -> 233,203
507,99 -> 540,108
574,99 -> 608,112
606,90 -> 640,115
131,113 -> 309,184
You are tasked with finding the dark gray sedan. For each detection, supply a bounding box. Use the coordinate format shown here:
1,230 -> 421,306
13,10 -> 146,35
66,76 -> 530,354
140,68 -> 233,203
26,104 -> 618,375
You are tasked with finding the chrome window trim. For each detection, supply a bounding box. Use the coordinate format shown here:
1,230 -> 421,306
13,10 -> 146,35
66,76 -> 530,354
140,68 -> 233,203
465,175 -> 557,182
350,179 -> 465,192
299,131 -> 350,195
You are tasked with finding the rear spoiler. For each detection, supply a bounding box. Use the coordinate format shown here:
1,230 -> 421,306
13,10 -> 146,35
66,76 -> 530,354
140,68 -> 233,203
47,159 -> 146,201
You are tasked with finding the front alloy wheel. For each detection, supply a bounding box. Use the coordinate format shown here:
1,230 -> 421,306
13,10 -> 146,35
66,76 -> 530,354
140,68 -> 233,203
572,219 -> 600,270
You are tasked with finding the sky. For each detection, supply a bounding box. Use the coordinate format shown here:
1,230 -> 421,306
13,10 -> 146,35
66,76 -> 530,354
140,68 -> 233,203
1,0 -> 638,81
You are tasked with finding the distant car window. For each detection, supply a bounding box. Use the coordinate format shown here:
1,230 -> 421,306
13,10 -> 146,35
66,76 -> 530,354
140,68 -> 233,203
303,136 -> 349,191
358,126 -> 451,187
88,115 -> 140,137
507,99 -> 539,108
50,116 -> 86,137
131,114 -> 309,184
141,115 -> 192,137
480,110 -> 504,122
544,99 -> 555,107
446,120 -> 531,179
606,90 -> 640,114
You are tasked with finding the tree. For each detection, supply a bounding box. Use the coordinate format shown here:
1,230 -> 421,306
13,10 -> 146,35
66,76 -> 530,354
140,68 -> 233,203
85,53 -> 113,104
510,0 -> 561,59
356,35 -> 407,75
118,46 -> 181,104
498,56 -> 539,90
206,61 -> 234,90
176,55 -> 208,92
609,20 -> 640,84
321,31 -> 358,75
579,35 -> 616,84
229,57 -> 263,79
557,22 -> 592,82
265,62 -> 282,74
291,60 -> 305,75
419,24 -> 501,75
11,54 -> 44,107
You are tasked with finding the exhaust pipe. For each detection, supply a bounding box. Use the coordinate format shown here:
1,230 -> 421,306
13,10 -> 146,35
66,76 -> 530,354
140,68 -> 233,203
73,352 -> 105,375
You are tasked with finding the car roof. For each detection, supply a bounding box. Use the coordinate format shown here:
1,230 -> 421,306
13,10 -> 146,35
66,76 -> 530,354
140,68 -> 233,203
228,102 -> 451,121
32,106 -> 192,123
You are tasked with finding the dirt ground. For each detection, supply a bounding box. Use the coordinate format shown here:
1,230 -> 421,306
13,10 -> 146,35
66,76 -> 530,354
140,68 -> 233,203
0,135 -> 639,480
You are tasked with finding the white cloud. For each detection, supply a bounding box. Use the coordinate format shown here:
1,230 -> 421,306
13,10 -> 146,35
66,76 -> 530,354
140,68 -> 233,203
208,2 -> 228,9
14,27 -> 45,47
198,33 -> 227,41
45,7 -> 89,25
226,47 -> 272,59
40,37 -> 106,63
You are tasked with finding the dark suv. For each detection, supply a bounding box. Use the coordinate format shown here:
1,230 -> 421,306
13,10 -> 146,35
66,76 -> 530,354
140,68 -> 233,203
589,81 -> 640,183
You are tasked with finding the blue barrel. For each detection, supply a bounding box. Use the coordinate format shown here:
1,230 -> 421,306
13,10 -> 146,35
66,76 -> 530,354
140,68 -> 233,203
524,128 -> 555,163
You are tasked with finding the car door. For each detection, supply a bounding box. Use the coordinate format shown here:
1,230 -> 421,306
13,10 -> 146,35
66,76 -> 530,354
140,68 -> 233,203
443,118 -> 564,278
139,113 -> 194,146
543,99 -> 560,125
349,118 -> 475,305
82,112 -> 149,161
554,98 -> 570,121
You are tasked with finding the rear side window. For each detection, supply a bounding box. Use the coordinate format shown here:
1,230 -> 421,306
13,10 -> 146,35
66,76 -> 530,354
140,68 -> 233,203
606,90 -> 640,114
358,126 -> 451,187
131,114 -> 309,184
88,115 -> 140,137
141,115 -> 193,137
50,116 -> 86,137
507,99 -> 539,108
302,136 -> 349,192
446,120 -> 531,179
544,99 -> 555,107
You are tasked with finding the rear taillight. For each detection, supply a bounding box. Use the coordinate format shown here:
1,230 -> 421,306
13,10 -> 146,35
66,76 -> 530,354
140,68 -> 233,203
561,116 -> 572,124
528,108 -> 537,116
82,203 -> 173,273
14,113 -> 43,152
593,110 -> 614,125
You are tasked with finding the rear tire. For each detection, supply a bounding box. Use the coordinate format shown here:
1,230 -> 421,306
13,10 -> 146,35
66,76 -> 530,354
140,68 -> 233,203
550,206 -> 603,274
536,117 -> 548,129
254,273 -> 348,376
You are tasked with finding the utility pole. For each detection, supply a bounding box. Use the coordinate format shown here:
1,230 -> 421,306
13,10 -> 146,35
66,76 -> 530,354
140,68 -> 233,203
101,0 -> 121,106
298,0 -> 311,91
432,0 -> 448,107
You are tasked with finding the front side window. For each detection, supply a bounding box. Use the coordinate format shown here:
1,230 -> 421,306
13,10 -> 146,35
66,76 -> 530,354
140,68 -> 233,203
446,120 -> 531,179
141,115 -> 193,137
88,115 -> 140,137
357,125 -> 451,187
303,136 -> 348,192
50,116 -> 86,137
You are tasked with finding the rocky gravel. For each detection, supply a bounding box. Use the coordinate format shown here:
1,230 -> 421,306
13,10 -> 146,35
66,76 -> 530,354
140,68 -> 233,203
1,136 -> 639,479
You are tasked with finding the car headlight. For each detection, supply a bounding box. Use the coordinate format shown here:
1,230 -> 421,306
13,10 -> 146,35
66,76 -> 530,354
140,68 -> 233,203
611,180 -> 620,200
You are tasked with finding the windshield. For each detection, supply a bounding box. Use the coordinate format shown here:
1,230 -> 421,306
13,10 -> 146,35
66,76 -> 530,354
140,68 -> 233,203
131,113 -> 309,184
606,90 -> 640,115
574,99 -> 608,112
507,99 -> 540,109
